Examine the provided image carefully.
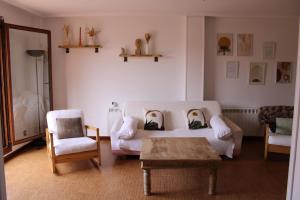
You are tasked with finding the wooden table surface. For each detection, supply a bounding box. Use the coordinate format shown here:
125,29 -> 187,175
140,137 -> 221,162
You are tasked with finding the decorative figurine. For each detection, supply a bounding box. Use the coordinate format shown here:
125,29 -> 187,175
120,48 -> 127,56
63,25 -> 71,46
135,39 -> 142,56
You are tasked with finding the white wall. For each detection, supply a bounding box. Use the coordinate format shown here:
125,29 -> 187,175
0,1 -> 42,27
204,17 -> 299,108
46,16 -> 189,134
186,16 -> 205,100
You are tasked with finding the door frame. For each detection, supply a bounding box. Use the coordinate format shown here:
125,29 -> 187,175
287,19 -> 300,200
4,23 -> 53,145
0,16 -> 11,154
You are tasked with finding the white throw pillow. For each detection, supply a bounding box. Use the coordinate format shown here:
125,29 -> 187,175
183,108 -> 208,129
117,116 -> 138,140
210,115 -> 232,140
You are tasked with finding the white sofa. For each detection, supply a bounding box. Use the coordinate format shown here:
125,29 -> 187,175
110,101 -> 243,158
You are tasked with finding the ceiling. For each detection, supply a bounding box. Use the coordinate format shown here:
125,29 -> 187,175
3,0 -> 300,18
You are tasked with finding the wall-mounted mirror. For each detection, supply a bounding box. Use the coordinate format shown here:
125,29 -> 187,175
5,24 -> 52,145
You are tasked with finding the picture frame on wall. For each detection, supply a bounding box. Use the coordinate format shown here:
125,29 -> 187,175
226,61 -> 239,79
276,62 -> 292,83
249,62 -> 267,85
263,42 -> 276,59
217,33 -> 233,56
237,33 -> 253,56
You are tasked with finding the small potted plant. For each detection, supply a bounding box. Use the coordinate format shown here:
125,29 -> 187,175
85,27 -> 100,46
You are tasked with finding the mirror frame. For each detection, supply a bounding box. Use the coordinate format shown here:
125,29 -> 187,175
5,23 -> 53,145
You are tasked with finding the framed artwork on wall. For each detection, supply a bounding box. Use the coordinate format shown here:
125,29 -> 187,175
217,33 -> 233,56
237,33 -> 253,56
226,61 -> 239,79
249,62 -> 267,85
276,62 -> 292,83
263,42 -> 276,59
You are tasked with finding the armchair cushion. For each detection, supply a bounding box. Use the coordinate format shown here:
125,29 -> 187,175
53,136 -> 97,156
56,117 -> 84,139
275,117 -> 293,135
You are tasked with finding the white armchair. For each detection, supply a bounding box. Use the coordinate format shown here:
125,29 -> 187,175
46,109 -> 101,173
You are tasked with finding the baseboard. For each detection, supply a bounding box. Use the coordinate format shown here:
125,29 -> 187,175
4,141 -> 34,162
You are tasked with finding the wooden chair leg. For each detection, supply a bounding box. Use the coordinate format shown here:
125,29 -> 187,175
98,145 -> 101,168
51,158 -> 57,174
264,144 -> 268,160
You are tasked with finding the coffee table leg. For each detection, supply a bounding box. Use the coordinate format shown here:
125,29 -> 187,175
143,169 -> 151,196
208,167 -> 217,195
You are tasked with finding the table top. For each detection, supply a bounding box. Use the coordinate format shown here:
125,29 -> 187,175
140,137 -> 221,162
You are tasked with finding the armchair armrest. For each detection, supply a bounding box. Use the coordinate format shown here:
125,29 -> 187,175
85,125 -> 100,142
223,116 -> 243,155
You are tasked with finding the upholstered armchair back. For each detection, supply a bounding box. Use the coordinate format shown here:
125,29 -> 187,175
46,109 -> 86,135
258,106 -> 294,125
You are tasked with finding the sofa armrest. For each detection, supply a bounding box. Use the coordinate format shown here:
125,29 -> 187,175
223,116 -> 243,156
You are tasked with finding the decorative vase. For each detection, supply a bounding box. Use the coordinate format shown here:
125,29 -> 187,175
87,36 -> 95,46
145,43 -> 150,55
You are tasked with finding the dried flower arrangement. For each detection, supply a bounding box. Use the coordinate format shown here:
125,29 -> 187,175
145,33 -> 151,44
85,27 -> 100,37
63,25 -> 71,45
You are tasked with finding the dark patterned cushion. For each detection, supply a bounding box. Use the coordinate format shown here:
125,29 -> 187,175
186,109 -> 208,129
56,118 -> 84,139
144,110 -> 165,130
258,106 -> 293,132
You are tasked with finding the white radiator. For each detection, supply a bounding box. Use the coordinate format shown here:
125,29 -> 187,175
222,107 -> 263,136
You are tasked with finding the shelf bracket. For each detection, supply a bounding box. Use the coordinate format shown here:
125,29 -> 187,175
66,48 -> 70,53
154,57 -> 158,62
95,48 -> 99,53
124,57 -> 128,62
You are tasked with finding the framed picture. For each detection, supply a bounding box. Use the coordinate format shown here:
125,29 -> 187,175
263,42 -> 276,59
226,61 -> 239,79
217,33 -> 233,56
249,62 -> 266,85
276,62 -> 292,83
237,33 -> 253,56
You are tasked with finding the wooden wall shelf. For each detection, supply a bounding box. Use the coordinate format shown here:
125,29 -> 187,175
120,54 -> 162,62
58,45 -> 102,53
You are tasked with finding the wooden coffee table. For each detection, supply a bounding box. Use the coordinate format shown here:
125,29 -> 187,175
140,137 -> 221,196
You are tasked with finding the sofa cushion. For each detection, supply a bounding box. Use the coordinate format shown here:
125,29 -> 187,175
56,117 -> 84,139
114,129 -> 235,158
144,109 -> 165,130
53,136 -> 97,156
184,108 -> 208,129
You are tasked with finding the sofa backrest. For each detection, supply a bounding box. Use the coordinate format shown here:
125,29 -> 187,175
124,101 -> 221,130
